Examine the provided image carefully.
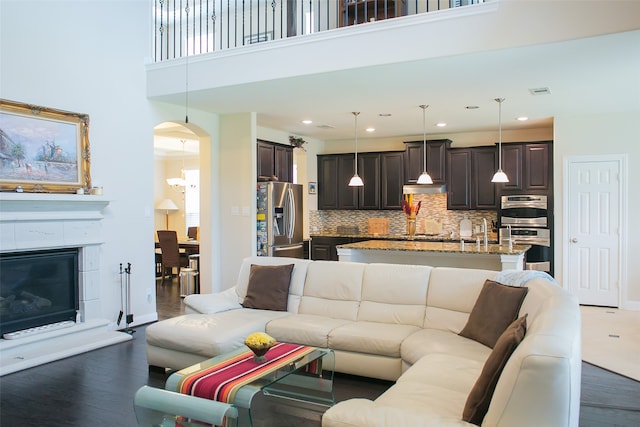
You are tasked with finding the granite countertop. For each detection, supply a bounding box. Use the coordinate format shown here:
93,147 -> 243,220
310,232 -> 499,244
336,239 -> 530,256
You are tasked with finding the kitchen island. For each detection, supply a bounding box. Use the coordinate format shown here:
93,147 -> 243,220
336,240 -> 530,271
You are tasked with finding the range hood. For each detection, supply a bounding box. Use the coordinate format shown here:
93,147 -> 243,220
403,184 -> 446,195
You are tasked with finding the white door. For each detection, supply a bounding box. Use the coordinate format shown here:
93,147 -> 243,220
566,158 -> 621,306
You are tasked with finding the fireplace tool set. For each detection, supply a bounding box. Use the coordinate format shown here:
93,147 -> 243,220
118,263 -> 135,335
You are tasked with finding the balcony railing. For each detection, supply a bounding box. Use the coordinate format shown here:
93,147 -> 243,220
152,0 -> 484,62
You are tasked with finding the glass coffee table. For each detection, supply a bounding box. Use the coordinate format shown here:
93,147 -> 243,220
136,344 -> 335,427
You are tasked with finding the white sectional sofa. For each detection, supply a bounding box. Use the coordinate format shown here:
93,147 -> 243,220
145,256 -> 581,427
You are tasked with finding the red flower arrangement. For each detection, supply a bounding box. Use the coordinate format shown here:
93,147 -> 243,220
402,194 -> 421,218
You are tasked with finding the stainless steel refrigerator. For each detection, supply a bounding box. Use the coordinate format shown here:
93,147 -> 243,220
256,182 -> 304,258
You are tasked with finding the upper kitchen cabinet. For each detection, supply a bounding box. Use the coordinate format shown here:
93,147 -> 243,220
472,147 -> 499,209
257,139 -> 293,182
497,141 -> 552,194
404,139 -> 451,184
380,151 -> 404,210
317,151 -> 404,210
446,149 -> 471,210
339,0 -> 406,27
524,142 -> 552,191
317,154 -> 358,210
358,153 -> 381,210
446,147 -> 497,210
499,144 -> 523,192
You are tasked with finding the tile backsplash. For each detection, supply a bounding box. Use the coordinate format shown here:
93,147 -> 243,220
309,193 -> 497,238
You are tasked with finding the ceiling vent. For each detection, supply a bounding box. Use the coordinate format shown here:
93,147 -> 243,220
529,87 -> 551,95
316,124 -> 335,129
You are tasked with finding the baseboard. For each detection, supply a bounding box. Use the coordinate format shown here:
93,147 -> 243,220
621,300 -> 640,311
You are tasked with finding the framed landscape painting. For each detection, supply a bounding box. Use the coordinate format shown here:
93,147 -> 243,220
0,99 -> 91,193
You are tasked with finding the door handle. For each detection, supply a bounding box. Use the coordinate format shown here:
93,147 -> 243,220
571,238 -> 578,243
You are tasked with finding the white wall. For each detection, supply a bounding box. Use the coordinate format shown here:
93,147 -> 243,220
0,0 -> 159,325
218,113 -> 256,290
322,127 -> 554,153
554,112 -> 640,309
0,1 -> 223,325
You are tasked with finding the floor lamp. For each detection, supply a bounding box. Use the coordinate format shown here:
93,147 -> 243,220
156,199 -> 179,230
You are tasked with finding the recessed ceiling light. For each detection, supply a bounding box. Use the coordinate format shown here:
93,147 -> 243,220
366,127 -> 375,132
378,113 -> 392,117
302,120 -> 312,124
435,122 -> 447,127
465,106 -> 479,110
516,116 -> 529,121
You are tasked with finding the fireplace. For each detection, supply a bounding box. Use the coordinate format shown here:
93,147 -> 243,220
0,193 -> 131,375
1,248 -> 80,336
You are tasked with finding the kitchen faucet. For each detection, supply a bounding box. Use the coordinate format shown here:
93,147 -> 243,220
482,218 -> 488,251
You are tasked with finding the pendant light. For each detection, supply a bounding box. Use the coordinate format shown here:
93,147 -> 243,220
416,104 -> 433,184
184,3 -> 190,124
166,140 -> 187,190
348,112 -> 364,187
491,98 -> 509,183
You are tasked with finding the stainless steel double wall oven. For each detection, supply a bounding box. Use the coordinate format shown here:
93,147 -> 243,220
498,194 -> 552,273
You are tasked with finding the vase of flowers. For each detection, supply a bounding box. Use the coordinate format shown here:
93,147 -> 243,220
402,194 -> 421,239
244,332 -> 276,363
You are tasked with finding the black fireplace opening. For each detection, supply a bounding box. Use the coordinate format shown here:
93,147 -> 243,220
0,248 -> 79,336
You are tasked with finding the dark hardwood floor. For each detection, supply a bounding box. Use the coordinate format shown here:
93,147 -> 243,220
1,276 -> 638,426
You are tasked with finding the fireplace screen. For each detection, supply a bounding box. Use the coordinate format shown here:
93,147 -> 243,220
0,248 -> 79,336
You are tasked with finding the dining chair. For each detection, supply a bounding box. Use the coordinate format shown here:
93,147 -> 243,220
187,226 -> 199,240
156,230 -> 188,285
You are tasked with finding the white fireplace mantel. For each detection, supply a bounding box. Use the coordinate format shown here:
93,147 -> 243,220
0,193 -> 110,252
0,192 -> 131,376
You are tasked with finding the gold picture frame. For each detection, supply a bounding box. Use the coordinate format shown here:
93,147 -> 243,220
0,99 -> 91,193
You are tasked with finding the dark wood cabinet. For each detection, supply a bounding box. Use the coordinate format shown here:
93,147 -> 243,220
274,144 -> 293,183
310,236 -> 380,261
318,151 -> 404,211
380,151 -> 404,209
524,143 -> 551,191
310,236 -> 351,261
339,0 -> 406,27
446,149 -> 472,210
446,147 -> 497,210
358,153 -> 381,210
257,140 -> 293,182
257,141 -> 275,179
338,154 -> 359,210
499,144 -> 523,191
317,154 -> 358,210
472,147 -> 498,209
317,155 -> 338,209
404,139 -> 451,184
497,141 -> 552,194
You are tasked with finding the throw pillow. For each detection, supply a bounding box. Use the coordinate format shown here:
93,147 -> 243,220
462,314 -> 528,425
459,279 -> 529,348
241,264 -> 294,311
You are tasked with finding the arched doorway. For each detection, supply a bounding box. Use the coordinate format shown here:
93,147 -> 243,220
153,121 -> 215,313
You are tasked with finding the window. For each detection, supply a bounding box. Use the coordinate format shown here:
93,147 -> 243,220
184,169 -> 199,233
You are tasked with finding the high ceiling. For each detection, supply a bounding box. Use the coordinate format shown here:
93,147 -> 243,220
154,26 -> 639,154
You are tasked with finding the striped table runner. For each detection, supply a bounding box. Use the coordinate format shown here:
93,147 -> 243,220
177,342 -> 317,404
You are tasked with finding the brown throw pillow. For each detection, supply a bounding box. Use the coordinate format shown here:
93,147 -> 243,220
463,314 -> 528,425
241,264 -> 294,311
459,279 -> 528,348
